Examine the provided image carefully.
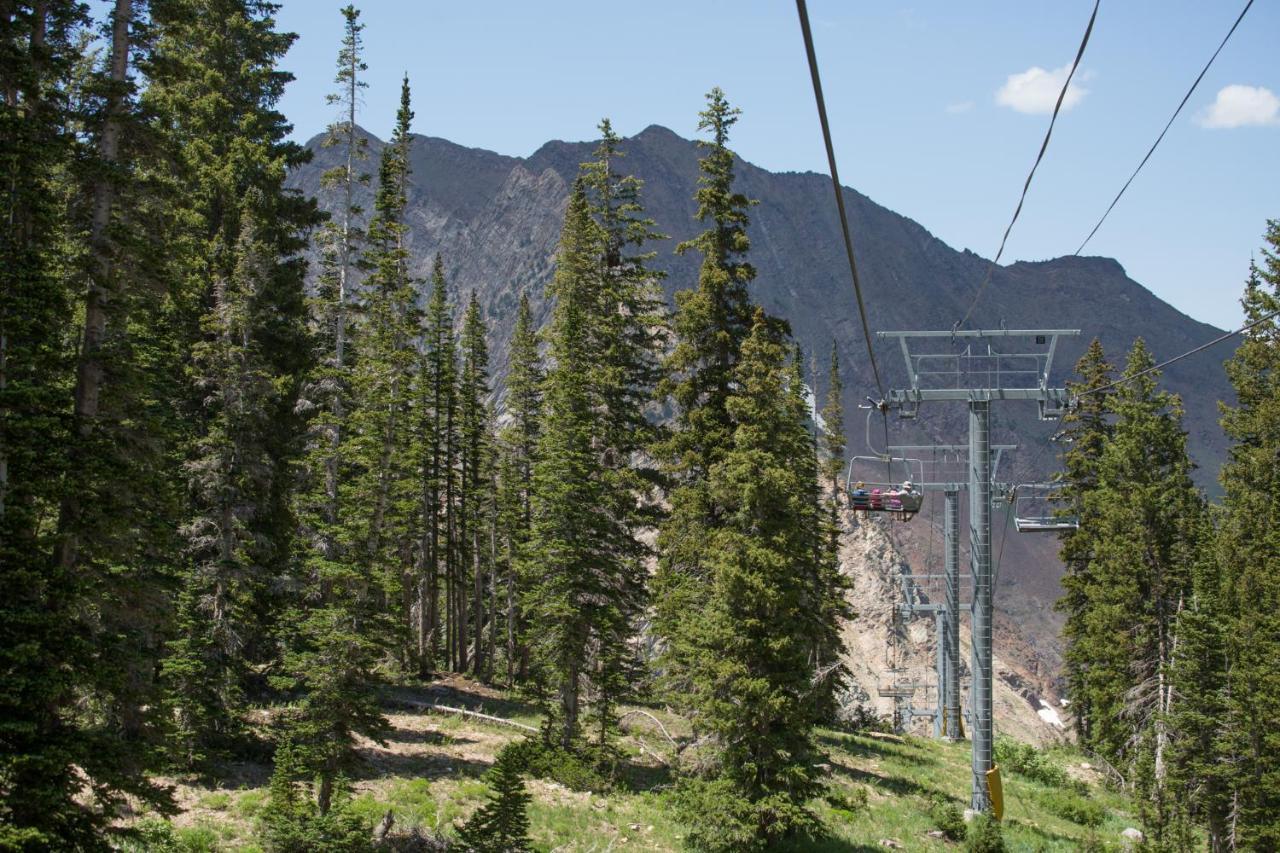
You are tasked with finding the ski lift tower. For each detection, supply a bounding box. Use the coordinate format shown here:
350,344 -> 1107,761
877,329 -> 1079,813
889,444 -> 1014,742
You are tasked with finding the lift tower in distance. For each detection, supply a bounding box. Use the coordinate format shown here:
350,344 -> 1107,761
888,444 -> 1014,741
877,329 -> 1079,813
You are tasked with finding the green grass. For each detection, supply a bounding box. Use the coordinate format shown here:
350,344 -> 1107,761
122,684 -> 1141,851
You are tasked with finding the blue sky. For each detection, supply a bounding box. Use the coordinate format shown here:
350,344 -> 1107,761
272,1 -> 1278,330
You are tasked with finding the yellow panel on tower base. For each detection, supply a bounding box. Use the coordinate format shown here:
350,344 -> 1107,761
986,765 -> 1004,820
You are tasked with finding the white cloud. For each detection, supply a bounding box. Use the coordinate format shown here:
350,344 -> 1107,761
945,100 -> 974,115
996,64 -> 1089,114
1197,85 -> 1280,129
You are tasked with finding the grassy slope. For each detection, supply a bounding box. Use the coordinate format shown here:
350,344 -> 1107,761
125,679 -> 1137,852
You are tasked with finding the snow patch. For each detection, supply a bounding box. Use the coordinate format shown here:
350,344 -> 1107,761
1037,705 -> 1065,729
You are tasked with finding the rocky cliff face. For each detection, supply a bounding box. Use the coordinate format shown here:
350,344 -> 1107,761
838,509 -> 1067,745
287,123 -> 1236,711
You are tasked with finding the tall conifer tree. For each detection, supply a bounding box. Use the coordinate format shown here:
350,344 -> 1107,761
654,88 -> 758,712
496,294 -> 542,683
458,293 -> 494,677
148,0 -> 320,765
1211,221 -> 1280,848
821,342 -> 846,492
416,255 -> 457,672
1055,339 -> 1114,743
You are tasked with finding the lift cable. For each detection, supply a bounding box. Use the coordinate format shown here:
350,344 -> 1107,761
1074,307 -> 1280,402
795,0 -> 885,401
956,0 -> 1100,330
1074,0 -> 1254,256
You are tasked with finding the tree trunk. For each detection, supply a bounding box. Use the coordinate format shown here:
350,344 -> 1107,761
561,662 -> 579,747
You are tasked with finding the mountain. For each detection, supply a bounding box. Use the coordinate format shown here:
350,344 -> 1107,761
286,124 -> 1237,702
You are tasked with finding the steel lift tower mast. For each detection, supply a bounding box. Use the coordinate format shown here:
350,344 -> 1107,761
878,329 -> 1078,813
888,444 -> 1013,741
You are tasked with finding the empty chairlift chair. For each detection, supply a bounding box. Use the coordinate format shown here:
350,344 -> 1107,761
1012,483 -> 1078,533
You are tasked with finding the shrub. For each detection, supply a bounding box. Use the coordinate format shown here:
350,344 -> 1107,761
993,737 -> 1068,788
965,813 -> 1006,853
928,796 -> 967,842
839,702 -> 893,733
118,819 -> 220,853
1038,789 -> 1105,827
499,737 -> 610,792
824,785 -> 868,821
669,776 -> 821,853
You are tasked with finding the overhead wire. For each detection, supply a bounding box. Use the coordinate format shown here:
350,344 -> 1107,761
795,0 -> 897,480
956,0 -> 1101,330
1074,0 -> 1254,256
794,0 -> 885,402
1074,307 -> 1280,402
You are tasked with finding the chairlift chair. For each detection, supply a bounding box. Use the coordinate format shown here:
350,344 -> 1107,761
876,669 -> 920,698
1012,483 -> 1079,533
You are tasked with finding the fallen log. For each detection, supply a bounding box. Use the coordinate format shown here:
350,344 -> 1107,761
395,699 -> 539,734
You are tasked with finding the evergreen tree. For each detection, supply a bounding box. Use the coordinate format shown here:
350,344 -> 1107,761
1055,339 -> 1114,744
1166,510 -> 1231,850
458,293 -> 494,677
277,76 -> 418,815
578,119 -> 666,743
821,342 -> 846,492
495,294 -> 542,683
303,3 -> 370,585
146,0 -> 321,765
455,748 -> 532,853
682,310 -> 829,845
524,182 -> 609,743
1072,340 -> 1202,842
0,2 -> 175,845
415,255 -> 458,672
654,87 -> 758,715
1212,221 -> 1280,848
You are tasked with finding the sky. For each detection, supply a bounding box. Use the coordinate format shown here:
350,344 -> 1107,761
270,1 -> 1278,331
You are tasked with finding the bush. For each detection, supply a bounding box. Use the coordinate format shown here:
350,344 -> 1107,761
839,702 -> 893,733
993,737 -> 1068,788
669,776 -> 821,853
499,737 -> 611,792
1038,788 -> 1105,827
928,796 -> 967,842
965,813 -> 1006,853
824,785 -> 868,821
119,819 -> 220,853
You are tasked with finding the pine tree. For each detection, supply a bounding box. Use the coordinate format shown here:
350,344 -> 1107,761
524,181 -> 609,743
495,294 -> 542,683
578,119 -> 666,743
455,748 -> 532,853
278,76 -> 419,815
416,255 -> 458,672
682,310 -> 828,845
1072,340 -> 1202,842
1212,221 -> 1280,848
1055,339 -> 1114,744
313,5 -> 369,536
654,87 -> 758,715
1166,510 -> 1230,849
458,293 -> 495,677
820,342 -> 847,492
0,2 -> 172,846
147,0 -> 321,765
